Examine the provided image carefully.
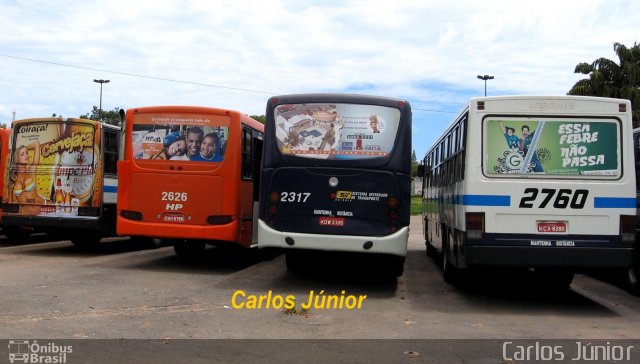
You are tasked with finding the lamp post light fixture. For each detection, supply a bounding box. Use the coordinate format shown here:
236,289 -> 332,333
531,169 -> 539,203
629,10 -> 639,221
477,74 -> 494,96
93,79 -> 110,120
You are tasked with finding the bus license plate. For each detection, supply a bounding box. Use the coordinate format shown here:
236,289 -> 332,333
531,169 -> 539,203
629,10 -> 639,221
163,213 -> 185,223
319,217 -> 345,227
537,221 -> 567,233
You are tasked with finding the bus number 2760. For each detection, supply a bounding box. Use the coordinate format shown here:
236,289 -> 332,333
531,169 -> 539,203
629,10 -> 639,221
518,188 -> 589,209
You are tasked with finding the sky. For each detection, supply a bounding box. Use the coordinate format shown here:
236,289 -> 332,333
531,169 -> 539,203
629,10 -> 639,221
0,0 -> 638,159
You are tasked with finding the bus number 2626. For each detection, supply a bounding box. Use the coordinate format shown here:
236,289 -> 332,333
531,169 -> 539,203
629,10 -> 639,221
518,188 -> 588,209
161,192 -> 188,202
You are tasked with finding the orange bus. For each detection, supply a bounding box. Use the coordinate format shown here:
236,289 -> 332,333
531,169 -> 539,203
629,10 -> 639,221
117,106 -> 264,256
0,127 -> 11,238
0,127 -> 10,197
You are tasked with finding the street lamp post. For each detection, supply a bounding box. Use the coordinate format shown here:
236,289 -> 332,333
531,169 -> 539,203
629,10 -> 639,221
93,79 -> 110,120
477,74 -> 494,96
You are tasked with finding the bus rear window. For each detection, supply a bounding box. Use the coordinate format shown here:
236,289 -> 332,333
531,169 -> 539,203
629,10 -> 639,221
132,113 -> 229,162
484,118 -> 620,177
274,103 -> 400,160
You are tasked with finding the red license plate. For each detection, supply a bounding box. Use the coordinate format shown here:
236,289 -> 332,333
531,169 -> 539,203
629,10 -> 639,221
163,213 -> 185,223
537,221 -> 567,233
319,217 -> 345,227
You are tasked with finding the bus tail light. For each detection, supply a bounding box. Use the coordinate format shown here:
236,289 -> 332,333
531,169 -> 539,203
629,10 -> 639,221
387,196 -> 400,221
267,191 -> 279,217
466,212 -> 484,240
207,216 -> 233,225
620,215 -> 636,243
121,210 -> 143,221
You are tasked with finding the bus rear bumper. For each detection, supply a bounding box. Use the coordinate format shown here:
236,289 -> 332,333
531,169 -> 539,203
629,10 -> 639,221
1,215 -> 100,230
257,219 -> 408,257
116,216 -> 242,244
466,245 -> 633,268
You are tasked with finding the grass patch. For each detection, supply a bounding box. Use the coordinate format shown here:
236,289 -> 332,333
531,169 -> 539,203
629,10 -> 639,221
410,196 -> 423,215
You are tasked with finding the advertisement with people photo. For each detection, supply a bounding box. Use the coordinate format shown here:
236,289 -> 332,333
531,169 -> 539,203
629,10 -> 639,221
132,113 -> 229,163
485,119 -> 620,177
273,103 -> 400,160
3,119 -> 102,217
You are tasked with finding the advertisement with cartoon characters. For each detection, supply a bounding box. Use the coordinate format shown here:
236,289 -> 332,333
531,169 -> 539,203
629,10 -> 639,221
132,113 -> 229,162
485,119 -> 619,176
274,103 -> 400,159
3,119 -> 102,216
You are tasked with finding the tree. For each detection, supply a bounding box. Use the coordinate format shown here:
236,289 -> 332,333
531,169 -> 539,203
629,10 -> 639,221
411,149 -> 419,177
250,115 -> 266,123
568,42 -> 640,127
79,106 -> 123,126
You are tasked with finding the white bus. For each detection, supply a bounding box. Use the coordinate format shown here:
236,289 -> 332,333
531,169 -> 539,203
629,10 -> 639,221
626,127 -> 640,294
421,96 -> 636,286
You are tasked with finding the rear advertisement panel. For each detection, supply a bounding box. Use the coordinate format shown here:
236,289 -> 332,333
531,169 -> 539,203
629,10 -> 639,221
132,113 -> 230,162
484,119 -> 620,177
3,119 -> 102,216
273,103 -> 401,160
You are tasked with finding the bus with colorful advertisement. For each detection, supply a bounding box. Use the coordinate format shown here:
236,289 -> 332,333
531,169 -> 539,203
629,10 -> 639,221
1,118 -> 120,245
116,106 -> 264,256
257,94 -> 412,276
421,96 -> 636,286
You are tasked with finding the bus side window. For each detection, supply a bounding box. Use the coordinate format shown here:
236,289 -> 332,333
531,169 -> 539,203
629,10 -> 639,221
242,127 -> 253,180
252,132 -> 263,201
104,130 -> 119,175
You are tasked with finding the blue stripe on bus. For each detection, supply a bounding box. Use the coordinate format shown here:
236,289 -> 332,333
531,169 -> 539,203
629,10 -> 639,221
103,185 -> 117,193
593,197 -> 636,208
454,195 -> 511,206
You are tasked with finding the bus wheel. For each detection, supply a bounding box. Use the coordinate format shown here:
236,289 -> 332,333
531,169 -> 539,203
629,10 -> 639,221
534,268 -> 574,289
173,240 -> 206,258
285,251 -> 304,272
388,256 -> 405,277
626,258 -> 640,296
132,237 -> 163,249
3,227 -> 31,241
71,233 -> 102,249
442,241 -> 460,284
426,242 -> 437,258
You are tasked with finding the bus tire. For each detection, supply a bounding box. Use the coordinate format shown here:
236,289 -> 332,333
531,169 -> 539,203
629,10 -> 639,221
534,268 -> 574,289
426,242 -> 437,257
173,240 -> 206,258
3,227 -> 31,241
71,233 -> 102,249
626,256 -> 640,296
388,256 -> 405,277
285,251 -> 304,272
442,240 -> 460,284
132,237 -> 163,249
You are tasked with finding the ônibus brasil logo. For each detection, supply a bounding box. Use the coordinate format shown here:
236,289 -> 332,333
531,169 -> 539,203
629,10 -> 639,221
8,340 -> 72,363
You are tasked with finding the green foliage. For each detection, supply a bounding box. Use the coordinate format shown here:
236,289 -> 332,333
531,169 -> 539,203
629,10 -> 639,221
568,42 -> 640,127
250,115 -> 266,123
79,106 -> 123,126
410,196 -> 423,215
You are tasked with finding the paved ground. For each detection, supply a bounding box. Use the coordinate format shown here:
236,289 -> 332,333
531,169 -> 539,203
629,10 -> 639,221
1,217 -> 639,362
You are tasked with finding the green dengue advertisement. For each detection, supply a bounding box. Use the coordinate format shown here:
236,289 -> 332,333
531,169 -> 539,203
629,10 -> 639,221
485,119 -> 620,176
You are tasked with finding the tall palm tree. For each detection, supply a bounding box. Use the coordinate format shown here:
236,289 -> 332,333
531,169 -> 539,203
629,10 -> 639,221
568,42 -> 640,127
